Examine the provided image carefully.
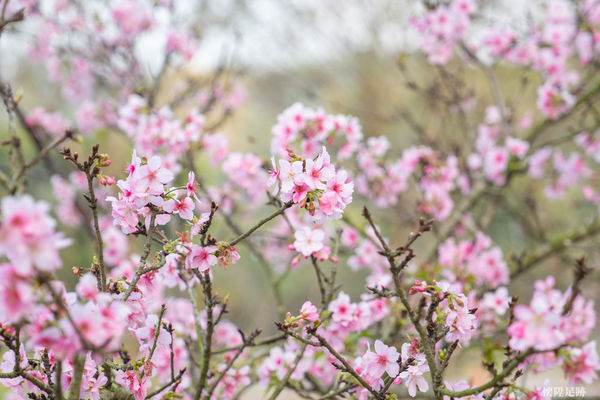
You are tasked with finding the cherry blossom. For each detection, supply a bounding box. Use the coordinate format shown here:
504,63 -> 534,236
562,341 -> 600,385
185,245 -> 218,272
0,196 -> 71,274
399,363 -> 430,397
360,340 -> 400,378
292,226 -> 326,257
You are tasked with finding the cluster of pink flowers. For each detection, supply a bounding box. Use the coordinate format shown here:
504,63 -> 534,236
269,147 -> 353,222
356,143 -> 421,207
209,365 -> 251,398
355,143 -> 463,221
476,286 -> 512,334
576,129 -> 600,163
0,195 -> 71,275
0,263 -> 36,324
473,1 -> 593,120
409,281 -> 478,346
409,0 -> 600,124
440,292 -> 477,345
536,82 -> 576,119
291,225 -> 328,259
117,96 -> 201,172
1,271 -> 130,367
562,341 -> 600,385
221,152 -> 268,205
544,151 -> 590,198
326,291 -> 391,338
116,95 -> 252,208
466,106 -> 531,185
398,341 -> 430,397
25,107 -> 70,137
508,277 -> 595,352
166,30 -> 198,61
21,0 -> 208,107
533,2 -> 579,119
106,152 -> 242,277
354,338 -> 432,398
417,154 -> 460,221
265,296 -> 395,397
1,351 -> 110,400
438,231 -> 509,289
258,341 -> 312,387
107,152 -> 187,234
410,0 -> 476,64
527,143 -> 592,201
355,340 -> 400,391
340,225 -> 397,290
270,103 -> 363,159
8,0 -> 245,183
56,291 -> 130,356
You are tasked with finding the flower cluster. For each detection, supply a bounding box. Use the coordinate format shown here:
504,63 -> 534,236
410,0 -> 477,64
355,340 -> 400,391
438,232 -> 509,289
25,107 -> 71,137
269,147 -> 353,222
0,195 -> 71,275
107,152 -> 185,234
508,277 -> 595,352
270,102 -> 363,160
399,341 -> 430,397
468,107 -> 531,185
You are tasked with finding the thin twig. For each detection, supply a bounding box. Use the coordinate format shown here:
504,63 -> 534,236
227,201 -> 293,247
123,213 -> 158,301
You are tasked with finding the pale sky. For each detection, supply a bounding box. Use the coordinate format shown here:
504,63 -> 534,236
0,0 -> 545,80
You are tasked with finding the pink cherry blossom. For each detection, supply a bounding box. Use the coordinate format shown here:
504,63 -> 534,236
114,370 -> 148,400
299,301 -> 319,322
443,294 -> 477,345
136,156 -> 174,195
132,313 -> 172,354
481,286 -> 510,315
186,245 -> 218,272
0,195 -> 71,274
562,341 -> 600,385
328,292 -> 356,327
293,226 -> 325,257
76,273 -> 99,301
506,137 -> 530,158
0,264 -> 35,323
164,196 -> 195,220
398,363 -> 430,397
508,295 -> 564,351
278,159 -> 304,193
361,340 -> 400,378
